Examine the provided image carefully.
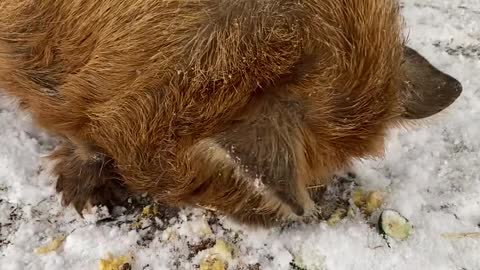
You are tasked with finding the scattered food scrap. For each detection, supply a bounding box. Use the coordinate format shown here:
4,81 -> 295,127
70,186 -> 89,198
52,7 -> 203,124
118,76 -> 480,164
378,209 -> 413,241
141,205 -> 159,218
34,235 -> 66,255
98,253 -> 133,270
199,258 -> 225,270
327,208 -> 348,226
199,239 -> 234,270
352,189 -> 385,216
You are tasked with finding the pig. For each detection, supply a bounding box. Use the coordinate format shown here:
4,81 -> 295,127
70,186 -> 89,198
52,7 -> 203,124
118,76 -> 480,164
0,0 -> 462,227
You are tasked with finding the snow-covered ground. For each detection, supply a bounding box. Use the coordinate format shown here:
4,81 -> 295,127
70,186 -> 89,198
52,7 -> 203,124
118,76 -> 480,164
1,1 -> 479,269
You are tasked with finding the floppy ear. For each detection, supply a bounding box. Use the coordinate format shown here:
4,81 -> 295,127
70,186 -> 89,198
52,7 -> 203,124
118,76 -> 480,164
400,46 -> 462,119
213,98 -> 309,216
187,93 -> 312,217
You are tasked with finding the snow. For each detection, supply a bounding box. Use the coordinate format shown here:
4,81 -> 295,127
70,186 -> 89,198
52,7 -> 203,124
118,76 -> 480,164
1,0 -> 479,269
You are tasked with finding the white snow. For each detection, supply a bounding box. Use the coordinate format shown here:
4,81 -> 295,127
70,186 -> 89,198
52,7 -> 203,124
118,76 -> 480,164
1,0 -> 479,269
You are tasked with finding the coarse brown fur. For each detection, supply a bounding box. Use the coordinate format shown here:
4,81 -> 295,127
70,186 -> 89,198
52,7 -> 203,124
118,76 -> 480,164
0,0 -> 462,227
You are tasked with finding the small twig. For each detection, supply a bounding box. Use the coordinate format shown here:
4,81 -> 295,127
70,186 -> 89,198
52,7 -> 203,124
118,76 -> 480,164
441,232 -> 480,239
141,225 -> 152,231
306,184 -> 326,190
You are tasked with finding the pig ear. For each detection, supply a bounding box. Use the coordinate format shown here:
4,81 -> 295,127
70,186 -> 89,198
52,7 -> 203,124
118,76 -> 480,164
214,121 -> 304,216
400,46 -> 462,119
212,96 -> 310,217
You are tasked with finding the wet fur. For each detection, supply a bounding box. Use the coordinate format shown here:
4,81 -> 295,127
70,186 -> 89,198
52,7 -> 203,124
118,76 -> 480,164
0,0 -> 462,226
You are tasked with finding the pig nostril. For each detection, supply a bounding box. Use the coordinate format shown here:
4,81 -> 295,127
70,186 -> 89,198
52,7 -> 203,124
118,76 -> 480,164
454,81 -> 463,92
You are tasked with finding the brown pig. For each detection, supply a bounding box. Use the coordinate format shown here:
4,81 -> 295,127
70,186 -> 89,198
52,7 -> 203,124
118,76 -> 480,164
0,0 -> 462,226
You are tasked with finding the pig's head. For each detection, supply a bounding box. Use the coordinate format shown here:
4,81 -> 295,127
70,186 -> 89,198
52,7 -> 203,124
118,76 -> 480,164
182,44 -> 462,226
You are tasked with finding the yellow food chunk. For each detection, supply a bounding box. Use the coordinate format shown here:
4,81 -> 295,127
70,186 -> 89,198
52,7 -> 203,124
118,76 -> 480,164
130,221 -> 141,229
199,239 -> 234,270
352,189 -> 384,216
365,191 -> 384,215
327,208 -> 348,226
141,205 -> 159,218
211,240 -> 233,261
199,258 -> 225,270
34,235 -> 66,254
98,253 -> 133,270
352,189 -> 367,208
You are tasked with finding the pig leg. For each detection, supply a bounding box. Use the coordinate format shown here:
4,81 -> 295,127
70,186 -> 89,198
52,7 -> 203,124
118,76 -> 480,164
50,140 -> 128,215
